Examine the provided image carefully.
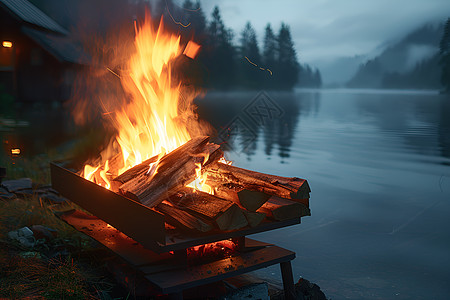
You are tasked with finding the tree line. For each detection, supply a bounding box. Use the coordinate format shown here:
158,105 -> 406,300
440,17 -> 450,92
153,0 -> 321,90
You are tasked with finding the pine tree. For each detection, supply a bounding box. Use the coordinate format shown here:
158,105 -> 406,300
440,17 -> 450,91
205,6 -> 235,89
239,22 -> 262,88
277,23 -> 300,89
262,23 -> 278,88
181,0 -> 207,41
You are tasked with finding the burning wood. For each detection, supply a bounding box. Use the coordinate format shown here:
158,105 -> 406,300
118,136 -> 222,208
78,136 -> 311,234
204,162 -> 311,200
110,155 -> 159,192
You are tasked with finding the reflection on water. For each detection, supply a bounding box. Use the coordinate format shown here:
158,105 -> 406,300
2,89 -> 450,299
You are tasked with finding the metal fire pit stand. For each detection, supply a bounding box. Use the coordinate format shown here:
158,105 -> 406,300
51,162 -> 300,299
57,209 -> 296,299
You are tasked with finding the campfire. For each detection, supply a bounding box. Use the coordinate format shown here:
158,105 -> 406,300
51,12 -> 311,299
67,13 -> 311,236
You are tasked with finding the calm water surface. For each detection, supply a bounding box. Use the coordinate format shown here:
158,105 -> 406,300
200,89 -> 450,300
2,89 -> 450,299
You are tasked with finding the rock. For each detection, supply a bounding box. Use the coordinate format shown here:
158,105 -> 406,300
14,188 -> 34,198
7,227 -> 36,248
40,193 -> 67,204
31,225 -> 57,241
0,187 -> 16,200
269,278 -> 327,300
295,278 -> 327,300
1,178 -> 32,192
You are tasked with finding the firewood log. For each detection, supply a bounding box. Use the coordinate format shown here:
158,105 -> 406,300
119,136 -> 223,208
257,196 -> 311,221
106,152 -> 124,177
156,201 -> 213,233
204,162 -> 311,200
110,154 -> 159,192
168,187 -> 248,231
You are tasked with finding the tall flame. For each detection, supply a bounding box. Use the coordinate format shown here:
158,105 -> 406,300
80,13 -> 211,190
115,16 -> 189,170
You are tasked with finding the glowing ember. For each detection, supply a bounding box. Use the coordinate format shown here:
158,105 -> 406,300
79,13 -> 216,193
183,41 -> 201,59
187,239 -> 237,263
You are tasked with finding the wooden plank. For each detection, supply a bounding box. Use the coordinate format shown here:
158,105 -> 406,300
56,209 -> 170,267
280,261 -> 296,300
161,218 -> 300,253
144,245 -> 295,294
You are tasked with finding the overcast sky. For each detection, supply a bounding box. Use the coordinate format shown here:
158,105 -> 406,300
193,0 -> 450,64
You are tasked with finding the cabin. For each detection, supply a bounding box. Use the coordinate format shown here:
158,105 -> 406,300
0,0 -> 90,103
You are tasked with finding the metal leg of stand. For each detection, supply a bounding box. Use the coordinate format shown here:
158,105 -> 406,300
168,291 -> 183,300
280,261 -> 296,300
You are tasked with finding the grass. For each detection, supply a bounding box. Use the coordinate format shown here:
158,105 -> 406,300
0,254 -> 92,299
0,192 -> 118,299
1,151 -> 63,186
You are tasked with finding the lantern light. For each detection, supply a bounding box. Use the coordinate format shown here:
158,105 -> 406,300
2,41 -> 13,48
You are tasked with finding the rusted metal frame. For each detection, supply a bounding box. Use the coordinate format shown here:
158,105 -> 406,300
50,162 -> 166,250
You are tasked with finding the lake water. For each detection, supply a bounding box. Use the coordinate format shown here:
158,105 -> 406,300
199,89 -> 450,300
2,89 -> 450,299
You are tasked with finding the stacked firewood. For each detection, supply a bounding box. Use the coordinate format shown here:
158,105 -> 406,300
108,136 -> 311,233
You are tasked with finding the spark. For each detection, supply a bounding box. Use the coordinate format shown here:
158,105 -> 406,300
244,56 -> 273,75
107,67 -> 121,78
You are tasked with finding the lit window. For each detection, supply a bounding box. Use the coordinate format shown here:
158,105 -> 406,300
2,41 -> 13,48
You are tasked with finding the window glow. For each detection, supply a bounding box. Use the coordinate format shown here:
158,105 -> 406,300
2,41 -> 12,48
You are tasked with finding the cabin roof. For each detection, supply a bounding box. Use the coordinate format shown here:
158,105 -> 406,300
22,26 -> 91,65
0,0 -> 68,35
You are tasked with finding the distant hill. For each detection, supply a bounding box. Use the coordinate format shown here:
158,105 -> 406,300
347,23 -> 444,89
315,55 -> 367,87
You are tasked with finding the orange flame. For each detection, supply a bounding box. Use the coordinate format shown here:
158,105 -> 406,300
79,13 -> 214,193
